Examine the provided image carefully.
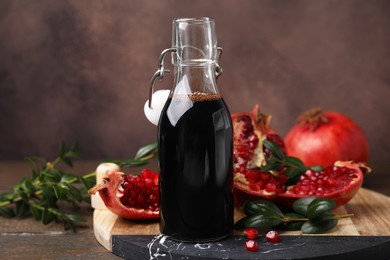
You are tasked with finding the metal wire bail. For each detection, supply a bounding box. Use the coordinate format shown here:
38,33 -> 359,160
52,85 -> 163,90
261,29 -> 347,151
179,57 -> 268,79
215,47 -> 223,79
148,46 -> 223,108
148,48 -> 177,108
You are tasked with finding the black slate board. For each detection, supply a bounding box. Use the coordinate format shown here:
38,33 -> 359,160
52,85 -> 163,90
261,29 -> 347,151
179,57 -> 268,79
112,235 -> 390,260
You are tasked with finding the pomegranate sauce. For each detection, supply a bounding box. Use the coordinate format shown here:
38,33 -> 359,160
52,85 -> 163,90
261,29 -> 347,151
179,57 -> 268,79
158,93 -> 234,242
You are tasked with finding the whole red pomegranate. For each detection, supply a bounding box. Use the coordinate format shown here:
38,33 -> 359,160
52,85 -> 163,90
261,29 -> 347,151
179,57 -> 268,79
285,108 -> 369,167
88,169 -> 159,220
232,105 -> 287,199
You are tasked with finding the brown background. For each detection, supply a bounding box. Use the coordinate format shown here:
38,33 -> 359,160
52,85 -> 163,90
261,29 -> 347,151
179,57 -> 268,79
0,0 -> 389,163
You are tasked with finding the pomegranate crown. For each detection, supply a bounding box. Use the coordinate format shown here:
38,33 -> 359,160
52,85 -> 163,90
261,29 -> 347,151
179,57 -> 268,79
297,108 -> 329,131
251,104 -> 272,131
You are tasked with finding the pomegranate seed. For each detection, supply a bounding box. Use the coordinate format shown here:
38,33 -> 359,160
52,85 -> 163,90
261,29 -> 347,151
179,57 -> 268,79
265,230 -> 281,243
243,228 -> 259,239
238,151 -> 251,160
249,182 -> 261,191
119,169 -> 159,211
265,183 -> 276,192
244,240 -> 258,252
287,164 -> 361,197
245,169 -> 261,182
259,172 -> 271,182
145,178 -> 154,187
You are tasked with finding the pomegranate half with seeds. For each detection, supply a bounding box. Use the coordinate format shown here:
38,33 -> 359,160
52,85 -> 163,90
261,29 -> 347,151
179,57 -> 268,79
88,169 -> 159,220
231,105 -> 370,209
276,161 -> 370,208
232,105 -> 287,201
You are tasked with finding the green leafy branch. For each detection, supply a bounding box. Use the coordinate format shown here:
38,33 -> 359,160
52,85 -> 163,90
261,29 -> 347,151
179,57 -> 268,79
235,197 -> 353,234
0,141 -> 93,231
0,141 -> 158,232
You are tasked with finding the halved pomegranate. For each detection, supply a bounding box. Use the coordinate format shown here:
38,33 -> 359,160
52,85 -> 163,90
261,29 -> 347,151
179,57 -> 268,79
276,161 -> 371,208
232,105 -> 286,172
231,105 -> 370,209
88,169 -> 159,220
232,105 -> 287,203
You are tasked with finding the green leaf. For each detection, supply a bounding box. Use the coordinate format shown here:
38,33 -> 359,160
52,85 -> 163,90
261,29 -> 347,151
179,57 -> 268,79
261,159 -> 284,172
24,156 -> 46,171
18,191 -> 29,202
42,207 -> 54,225
58,215 -> 77,232
301,213 -> 338,234
65,214 -> 87,222
60,173 -> 77,183
78,176 -> 95,190
69,142 -> 80,156
60,140 -> 66,158
292,196 -> 318,216
15,201 -> 30,218
13,179 -> 23,192
285,156 -> 307,171
243,200 -> 283,217
263,140 -> 285,160
310,165 -> 323,171
134,141 -> 158,160
284,167 -> 306,186
103,158 -> 149,168
42,186 -> 58,206
60,141 -> 80,166
61,157 -> 74,167
0,192 -> 16,201
21,178 -> 35,193
53,185 -> 65,199
235,213 -> 283,230
307,198 -> 336,219
0,206 -> 15,218
43,168 -> 63,184
121,160 -> 149,168
61,183 -> 82,203
30,204 -> 43,220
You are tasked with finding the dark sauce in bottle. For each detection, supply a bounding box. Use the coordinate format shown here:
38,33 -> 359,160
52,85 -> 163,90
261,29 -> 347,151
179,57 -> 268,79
158,92 -> 234,242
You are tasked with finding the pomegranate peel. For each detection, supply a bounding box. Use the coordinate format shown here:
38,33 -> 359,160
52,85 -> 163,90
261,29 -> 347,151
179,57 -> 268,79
88,171 -> 159,220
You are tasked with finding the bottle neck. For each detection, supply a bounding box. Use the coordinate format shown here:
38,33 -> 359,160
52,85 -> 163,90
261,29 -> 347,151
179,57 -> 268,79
172,63 -> 218,95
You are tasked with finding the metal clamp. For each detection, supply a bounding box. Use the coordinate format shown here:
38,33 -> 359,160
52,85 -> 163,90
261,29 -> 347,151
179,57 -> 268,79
215,47 -> 223,78
148,48 -> 177,108
148,46 -> 223,108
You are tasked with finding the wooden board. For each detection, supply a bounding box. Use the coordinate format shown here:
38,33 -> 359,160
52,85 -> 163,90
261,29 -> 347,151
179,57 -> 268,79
93,188 -> 390,259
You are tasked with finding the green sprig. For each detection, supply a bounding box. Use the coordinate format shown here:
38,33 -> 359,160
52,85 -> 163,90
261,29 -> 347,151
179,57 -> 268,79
235,197 -> 353,234
0,142 -> 93,232
0,141 -> 157,232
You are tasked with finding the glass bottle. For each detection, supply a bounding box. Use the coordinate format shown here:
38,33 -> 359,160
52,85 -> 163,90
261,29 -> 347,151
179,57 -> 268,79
156,17 -> 233,242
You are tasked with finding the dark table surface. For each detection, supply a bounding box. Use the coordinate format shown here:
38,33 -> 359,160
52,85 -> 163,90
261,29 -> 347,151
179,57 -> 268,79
0,160 -> 389,259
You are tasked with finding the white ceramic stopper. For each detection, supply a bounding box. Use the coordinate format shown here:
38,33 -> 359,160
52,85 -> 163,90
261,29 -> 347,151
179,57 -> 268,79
144,89 -> 170,126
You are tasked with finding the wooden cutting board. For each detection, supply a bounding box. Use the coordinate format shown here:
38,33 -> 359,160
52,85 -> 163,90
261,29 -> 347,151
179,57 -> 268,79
92,188 -> 390,259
